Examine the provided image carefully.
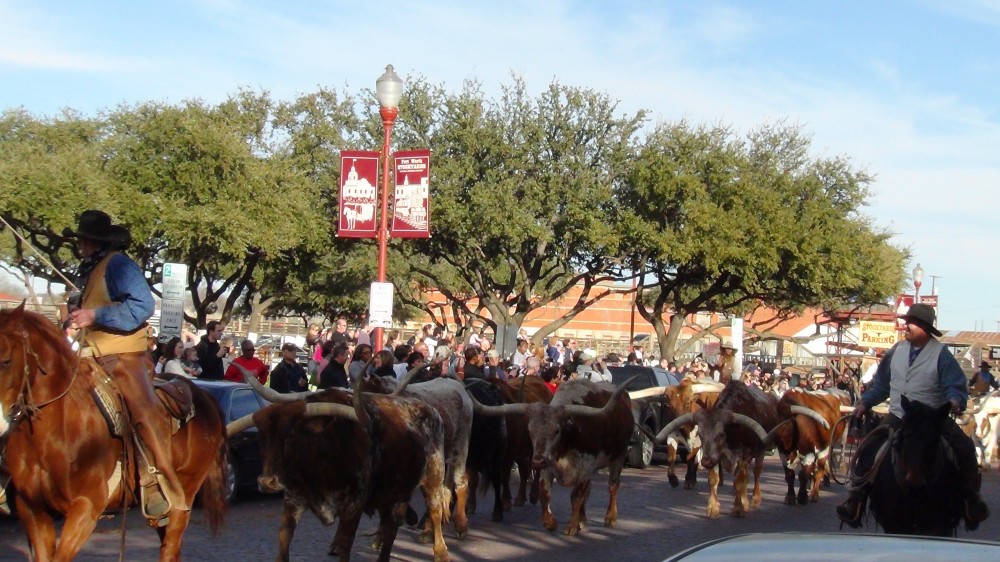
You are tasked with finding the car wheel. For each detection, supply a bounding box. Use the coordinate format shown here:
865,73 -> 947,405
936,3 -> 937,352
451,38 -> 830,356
225,457 -> 238,504
628,427 -> 654,469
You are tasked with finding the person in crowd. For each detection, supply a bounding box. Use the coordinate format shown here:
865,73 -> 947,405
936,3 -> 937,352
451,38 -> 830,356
305,323 -> 326,375
318,344 -> 350,389
837,303 -> 988,530
575,348 -> 612,382
195,320 -> 228,380
316,340 -> 336,376
405,350 -> 426,374
269,342 -> 308,393
383,329 -> 400,352
969,360 -> 1000,396
225,339 -> 269,384
562,338 -> 577,366
348,343 -> 373,381
462,346 -> 489,381
510,337 -> 530,369
160,337 -> 187,377
523,356 -> 542,378
546,338 -> 563,365
540,364 -> 560,394
392,343 -> 413,379
56,210 -> 183,520
62,317 -> 81,351
180,342 -> 202,378
372,349 -> 396,378
483,349 -> 505,380
329,317 -> 350,347
606,352 -> 624,367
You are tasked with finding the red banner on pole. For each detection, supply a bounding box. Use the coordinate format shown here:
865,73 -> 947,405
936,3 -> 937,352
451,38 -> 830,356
895,293 -> 914,330
338,151 -> 379,238
391,149 -> 430,238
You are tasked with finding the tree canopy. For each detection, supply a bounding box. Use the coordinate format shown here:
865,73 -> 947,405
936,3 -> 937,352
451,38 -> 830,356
1,79 -> 906,351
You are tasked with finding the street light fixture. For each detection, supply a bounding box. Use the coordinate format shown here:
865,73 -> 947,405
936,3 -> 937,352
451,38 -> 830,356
912,263 -> 924,304
373,64 -> 403,350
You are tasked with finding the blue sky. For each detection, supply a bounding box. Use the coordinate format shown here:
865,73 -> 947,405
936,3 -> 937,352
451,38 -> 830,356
3,0 -> 999,331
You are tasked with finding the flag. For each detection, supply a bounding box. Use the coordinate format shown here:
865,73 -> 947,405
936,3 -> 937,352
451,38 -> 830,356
963,346 -> 977,367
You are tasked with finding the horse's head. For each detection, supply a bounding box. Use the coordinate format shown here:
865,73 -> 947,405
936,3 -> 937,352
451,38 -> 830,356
895,396 -> 952,487
0,302 -> 78,430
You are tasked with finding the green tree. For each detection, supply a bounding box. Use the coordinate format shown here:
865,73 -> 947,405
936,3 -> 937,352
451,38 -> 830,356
622,121 -> 907,361
396,78 -> 647,352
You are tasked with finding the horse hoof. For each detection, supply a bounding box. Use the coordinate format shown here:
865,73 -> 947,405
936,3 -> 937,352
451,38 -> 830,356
417,532 -> 432,544
668,474 -> 680,488
564,525 -> 581,536
784,494 -> 796,505
604,517 -> 616,528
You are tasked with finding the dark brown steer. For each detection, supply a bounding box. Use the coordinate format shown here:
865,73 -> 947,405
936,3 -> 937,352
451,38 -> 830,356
656,380 -> 782,518
471,378 -> 634,535
493,376 -> 553,510
229,376 -> 450,562
771,388 -> 852,505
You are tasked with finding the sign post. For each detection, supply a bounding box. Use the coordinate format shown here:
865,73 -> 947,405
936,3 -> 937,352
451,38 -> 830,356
369,282 -> 395,329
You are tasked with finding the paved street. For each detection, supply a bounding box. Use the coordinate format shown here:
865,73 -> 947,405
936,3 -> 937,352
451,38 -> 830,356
3,456 -> 1000,561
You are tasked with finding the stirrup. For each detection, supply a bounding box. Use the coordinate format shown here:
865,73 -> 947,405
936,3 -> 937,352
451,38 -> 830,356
140,466 -> 172,521
0,487 -> 9,517
836,496 -> 864,529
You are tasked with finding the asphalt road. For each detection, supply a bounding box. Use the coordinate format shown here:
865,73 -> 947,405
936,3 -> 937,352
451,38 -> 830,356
3,455 -> 1000,561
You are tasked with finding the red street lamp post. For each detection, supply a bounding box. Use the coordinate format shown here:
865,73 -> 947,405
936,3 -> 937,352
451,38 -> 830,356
372,65 -> 403,350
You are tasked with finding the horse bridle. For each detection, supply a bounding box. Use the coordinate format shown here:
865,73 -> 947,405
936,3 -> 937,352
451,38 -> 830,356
3,334 -> 81,428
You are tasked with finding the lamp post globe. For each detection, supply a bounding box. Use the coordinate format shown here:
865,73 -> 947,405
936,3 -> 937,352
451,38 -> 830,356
912,263 -> 924,304
373,64 -> 404,351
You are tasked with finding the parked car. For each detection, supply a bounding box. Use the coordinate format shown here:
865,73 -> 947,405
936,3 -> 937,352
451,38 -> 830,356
191,379 -> 270,502
662,532 -> 1000,562
608,365 -> 680,469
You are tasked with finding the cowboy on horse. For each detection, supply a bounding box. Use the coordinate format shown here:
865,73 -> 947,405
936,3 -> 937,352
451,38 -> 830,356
837,303 -> 989,530
0,210 -> 187,523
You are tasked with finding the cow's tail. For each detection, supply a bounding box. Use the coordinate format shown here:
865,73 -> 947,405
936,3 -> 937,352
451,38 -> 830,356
439,485 -> 453,525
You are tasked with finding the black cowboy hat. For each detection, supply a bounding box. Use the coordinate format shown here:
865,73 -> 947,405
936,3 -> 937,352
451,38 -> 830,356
981,360 -> 992,370
898,303 -> 942,337
63,210 -> 131,247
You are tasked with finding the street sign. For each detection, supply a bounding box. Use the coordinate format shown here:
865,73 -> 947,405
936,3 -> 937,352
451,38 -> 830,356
162,263 -> 188,301
369,282 -> 395,328
160,263 -> 188,338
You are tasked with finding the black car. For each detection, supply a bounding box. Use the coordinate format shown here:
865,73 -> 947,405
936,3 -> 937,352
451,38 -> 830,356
191,379 -> 270,502
608,365 -> 680,469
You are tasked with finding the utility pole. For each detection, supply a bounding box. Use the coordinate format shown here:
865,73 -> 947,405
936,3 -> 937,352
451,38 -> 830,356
930,275 -> 942,295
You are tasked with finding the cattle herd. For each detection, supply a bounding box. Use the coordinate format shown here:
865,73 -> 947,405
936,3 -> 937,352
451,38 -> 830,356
226,365 -> 990,561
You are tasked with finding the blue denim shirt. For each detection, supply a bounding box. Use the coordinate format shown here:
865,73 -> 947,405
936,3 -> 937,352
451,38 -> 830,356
93,253 -> 155,332
861,341 -> 968,411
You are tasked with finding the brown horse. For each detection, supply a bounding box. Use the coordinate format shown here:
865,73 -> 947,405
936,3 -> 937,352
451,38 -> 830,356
0,304 -> 227,561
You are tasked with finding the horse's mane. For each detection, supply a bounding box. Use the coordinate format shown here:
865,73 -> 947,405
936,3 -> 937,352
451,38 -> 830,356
0,307 -> 77,376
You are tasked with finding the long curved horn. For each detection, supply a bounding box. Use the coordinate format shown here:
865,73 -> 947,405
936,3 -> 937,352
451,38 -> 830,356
226,413 -> 256,437
564,374 -> 641,417
762,418 -> 793,448
238,363 -> 316,402
789,405 -> 831,430
689,383 -> 723,395
392,364 -> 426,396
467,390 -> 528,417
305,402 -> 360,422
726,412 -> 768,442
654,413 -> 695,444
840,405 -> 856,414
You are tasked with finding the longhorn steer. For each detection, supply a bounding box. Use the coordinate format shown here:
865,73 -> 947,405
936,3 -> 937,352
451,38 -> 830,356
971,393 -> 1000,468
493,376 -> 553,510
471,378 -> 635,535
661,380 -> 723,489
656,380 -> 782,518
360,373 -> 474,540
228,382 -> 451,562
770,388 -> 850,505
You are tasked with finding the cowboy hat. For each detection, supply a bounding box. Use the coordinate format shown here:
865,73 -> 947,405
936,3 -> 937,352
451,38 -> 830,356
981,360 -> 992,370
62,210 -> 131,246
897,303 -> 942,337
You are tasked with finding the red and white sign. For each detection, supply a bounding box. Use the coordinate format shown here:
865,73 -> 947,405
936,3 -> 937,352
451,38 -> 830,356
391,150 -> 431,238
338,151 -> 379,238
894,294 -> 914,330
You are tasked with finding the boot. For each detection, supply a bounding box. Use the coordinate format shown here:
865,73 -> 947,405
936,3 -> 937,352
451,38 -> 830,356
0,468 -> 10,516
836,489 -> 866,529
963,472 -> 989,530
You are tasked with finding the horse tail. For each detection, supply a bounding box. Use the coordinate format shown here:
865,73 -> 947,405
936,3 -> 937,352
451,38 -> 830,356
200,436 -> 229,536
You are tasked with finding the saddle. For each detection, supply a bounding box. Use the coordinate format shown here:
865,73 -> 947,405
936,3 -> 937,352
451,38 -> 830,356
85,359 -> 196,438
